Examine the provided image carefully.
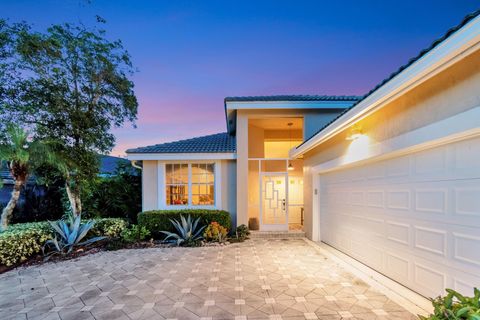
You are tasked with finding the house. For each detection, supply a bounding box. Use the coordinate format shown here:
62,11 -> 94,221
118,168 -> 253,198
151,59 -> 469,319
127,10 -> 480,300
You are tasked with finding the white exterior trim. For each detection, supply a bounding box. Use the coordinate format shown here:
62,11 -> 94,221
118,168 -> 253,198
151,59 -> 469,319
128,152 -> 235,161
226,100 -> 356,110
157,162 -> 166,209
292,15 -> 480,158
311,174 -> 321,242
311,106 -> 480,174
156,160 -> 222,210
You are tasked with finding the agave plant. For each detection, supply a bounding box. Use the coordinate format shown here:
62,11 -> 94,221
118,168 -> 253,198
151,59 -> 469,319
43,213 -> 106,258
161,215 -> 206,246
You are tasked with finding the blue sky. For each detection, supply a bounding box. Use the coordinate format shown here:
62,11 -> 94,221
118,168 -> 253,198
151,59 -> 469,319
2,0 -> 478,155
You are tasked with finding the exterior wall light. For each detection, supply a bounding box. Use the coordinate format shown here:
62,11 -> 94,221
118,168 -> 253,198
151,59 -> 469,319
346,126 -> 363,141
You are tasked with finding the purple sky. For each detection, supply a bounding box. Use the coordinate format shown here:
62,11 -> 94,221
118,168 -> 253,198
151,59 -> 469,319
2,1 -> 478,156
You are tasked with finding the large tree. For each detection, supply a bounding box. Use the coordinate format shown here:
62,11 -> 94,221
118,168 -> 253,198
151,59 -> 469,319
4,19 -> 138,216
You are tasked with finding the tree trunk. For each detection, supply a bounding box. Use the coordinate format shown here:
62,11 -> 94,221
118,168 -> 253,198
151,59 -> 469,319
65,180 -> 82,216
0,180 -> 24,230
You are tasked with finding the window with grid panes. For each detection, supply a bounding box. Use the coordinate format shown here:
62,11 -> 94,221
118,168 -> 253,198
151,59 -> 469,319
165,163 -> 215,206
191,163 -> 215,205
165,163 -> 189,205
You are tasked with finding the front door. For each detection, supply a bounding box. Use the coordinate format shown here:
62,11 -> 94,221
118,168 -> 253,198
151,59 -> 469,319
260,173 -> 288,231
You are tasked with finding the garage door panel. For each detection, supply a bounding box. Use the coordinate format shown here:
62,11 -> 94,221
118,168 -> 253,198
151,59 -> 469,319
320,137 -> 480,298
385,252 -> 410,281
413,146 -> 448,176
386,221 -> 410,246
413,226 -> 447,257
453,182 -> 480,218
366,190 -> 385,208
386,155 -> 411,178
386,189 -> 411,210
451,230 -> 480,268
413,262 -> 446,298
453,137 -> 480,177
350,241 -> 384,270
453,272 -> 480,296
414,188 -> 448,215
365,161 -> 387,180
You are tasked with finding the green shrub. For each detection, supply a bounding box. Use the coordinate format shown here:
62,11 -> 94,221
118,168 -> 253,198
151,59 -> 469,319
91,218 -> 128,238
419,288 -> 480,320
204,221 -> 228,242
82,162 -> 141,223
235,224 -> 250,241
121,225 -> 150,243
138,209 -> 231,239
0,222 -> 53,266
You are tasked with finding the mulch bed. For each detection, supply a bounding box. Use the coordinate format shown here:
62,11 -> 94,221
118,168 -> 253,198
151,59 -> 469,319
0,246 -> 105,274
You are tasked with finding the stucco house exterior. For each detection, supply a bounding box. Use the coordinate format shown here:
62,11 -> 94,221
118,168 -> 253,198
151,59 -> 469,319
127,11 -> 480,300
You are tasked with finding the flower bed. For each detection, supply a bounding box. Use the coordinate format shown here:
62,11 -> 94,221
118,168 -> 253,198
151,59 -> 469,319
0,217 -> 127,269
138,209 -> 231,239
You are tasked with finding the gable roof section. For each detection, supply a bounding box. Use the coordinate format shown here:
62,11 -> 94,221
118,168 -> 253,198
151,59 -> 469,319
224,95 -> 361,102
294,10 -> 480,153
126,132 -> 236,154
224,95 -> 361,134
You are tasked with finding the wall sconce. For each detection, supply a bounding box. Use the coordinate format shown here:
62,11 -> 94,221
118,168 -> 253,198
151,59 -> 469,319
346,126 -> 363,141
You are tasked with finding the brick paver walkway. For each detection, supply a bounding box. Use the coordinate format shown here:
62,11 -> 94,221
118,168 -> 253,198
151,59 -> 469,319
0,239 -> 417,319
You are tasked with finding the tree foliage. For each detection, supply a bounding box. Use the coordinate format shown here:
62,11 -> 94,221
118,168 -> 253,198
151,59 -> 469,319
82,162 -> 141,222
0,125 -> 60,229
1,19 -> 138,215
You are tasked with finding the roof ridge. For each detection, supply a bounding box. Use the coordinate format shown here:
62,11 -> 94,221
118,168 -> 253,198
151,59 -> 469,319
126,132 -> 235,154
161,132 -> 228,144
224,95 -> 362,102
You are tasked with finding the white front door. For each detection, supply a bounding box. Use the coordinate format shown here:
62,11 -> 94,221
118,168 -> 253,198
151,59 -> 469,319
260,173 -> 288,231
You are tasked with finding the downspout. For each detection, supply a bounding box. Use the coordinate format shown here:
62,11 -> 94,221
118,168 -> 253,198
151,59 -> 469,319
131,160 -> 143,170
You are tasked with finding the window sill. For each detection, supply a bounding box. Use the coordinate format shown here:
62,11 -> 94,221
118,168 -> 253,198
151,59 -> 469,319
163,205 -> 218,210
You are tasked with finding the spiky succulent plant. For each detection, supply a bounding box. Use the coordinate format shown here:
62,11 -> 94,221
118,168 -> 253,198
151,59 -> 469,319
161,215 -> 206,246
43,214 -> 106,258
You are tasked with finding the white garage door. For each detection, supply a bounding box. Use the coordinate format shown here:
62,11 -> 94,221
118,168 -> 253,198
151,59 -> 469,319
320,136 -> 480,298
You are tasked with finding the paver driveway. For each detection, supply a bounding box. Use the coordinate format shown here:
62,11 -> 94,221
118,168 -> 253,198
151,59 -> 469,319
0,239 -> 417,320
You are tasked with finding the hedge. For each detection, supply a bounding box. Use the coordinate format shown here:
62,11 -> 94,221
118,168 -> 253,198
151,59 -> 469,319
0,217 -> 127,267
0,222 -> 53,267
90,218 -> 128,238
138,209 -> 232,239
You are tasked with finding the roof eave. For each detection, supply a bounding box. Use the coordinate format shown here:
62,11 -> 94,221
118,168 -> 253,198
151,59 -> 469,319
225,99 -> 358,110
126,152 -> 236,161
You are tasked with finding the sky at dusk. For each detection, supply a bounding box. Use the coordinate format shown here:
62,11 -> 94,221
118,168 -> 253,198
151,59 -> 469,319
2,0 -> 479,156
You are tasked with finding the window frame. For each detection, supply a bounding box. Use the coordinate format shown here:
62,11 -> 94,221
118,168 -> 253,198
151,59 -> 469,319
165,163 -> 189,206
162,161 -> 218,209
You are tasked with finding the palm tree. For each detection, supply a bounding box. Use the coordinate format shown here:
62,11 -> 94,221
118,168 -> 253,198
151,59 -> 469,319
0,125 -> 59,230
